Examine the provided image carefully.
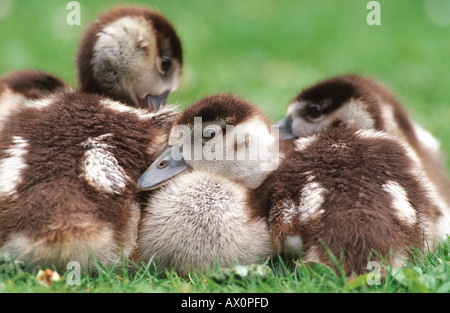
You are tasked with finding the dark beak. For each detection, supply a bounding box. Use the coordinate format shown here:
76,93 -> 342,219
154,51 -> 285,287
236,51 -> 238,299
274,116 -> 295,140
138,91 -> 170,111
138,145 -> 189,191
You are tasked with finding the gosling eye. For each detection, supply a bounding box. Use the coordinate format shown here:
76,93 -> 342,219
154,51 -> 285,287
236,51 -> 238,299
160,57 -> 171,72
202,128 -> 216,141
306,104 -> 323,119
157,160 -> 168,169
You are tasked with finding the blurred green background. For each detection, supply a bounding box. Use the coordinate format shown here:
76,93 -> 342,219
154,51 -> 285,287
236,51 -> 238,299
0,0 -> 449,167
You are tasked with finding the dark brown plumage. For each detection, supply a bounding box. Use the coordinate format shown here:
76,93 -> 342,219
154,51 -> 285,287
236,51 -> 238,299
252,126 -> 447,275
0,70 -> 69,100
176,94 -> 269,129
0,91 -> 177,270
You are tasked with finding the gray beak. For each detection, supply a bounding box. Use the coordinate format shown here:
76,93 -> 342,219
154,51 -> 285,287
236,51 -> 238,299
137,145 -> 189,191
138,91 -> 170,111
274,116 -> 295,140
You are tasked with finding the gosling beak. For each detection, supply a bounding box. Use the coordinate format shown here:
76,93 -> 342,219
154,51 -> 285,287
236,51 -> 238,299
274,116 -> 295,140
137,145 -> 189,191
138,91 -> 170,111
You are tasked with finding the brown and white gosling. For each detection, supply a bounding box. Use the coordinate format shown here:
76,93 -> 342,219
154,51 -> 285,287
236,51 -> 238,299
0,70 -> 71,129
276,74 -> 450,207
0,5 -> 183,271
252,126 -> 450,275
0,91 -> 177,271
1,6 -> 183,114
0,70 -> 69,101
137,94 -> 277,273
76,6 -> 183,110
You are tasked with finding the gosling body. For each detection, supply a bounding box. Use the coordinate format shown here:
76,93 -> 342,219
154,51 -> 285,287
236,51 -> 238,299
0,92 -> 176,270
138,94 -> 277,272
253,127 -> 449,275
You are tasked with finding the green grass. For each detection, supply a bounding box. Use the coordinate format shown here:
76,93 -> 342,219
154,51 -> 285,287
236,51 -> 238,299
1,0 -> 450,293
1,238 -> 449,293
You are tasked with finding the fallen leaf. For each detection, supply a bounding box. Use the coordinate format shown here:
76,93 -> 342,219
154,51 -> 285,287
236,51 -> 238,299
36,269 -> 61,286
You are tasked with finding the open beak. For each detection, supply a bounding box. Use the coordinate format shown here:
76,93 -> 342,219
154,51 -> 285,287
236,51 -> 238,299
138,145 -> 189,191
274,116 -> 295,140
138,91 -> 170,111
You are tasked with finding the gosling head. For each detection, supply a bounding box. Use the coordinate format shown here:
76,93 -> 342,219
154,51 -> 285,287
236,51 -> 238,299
138,94 -> 279,190
76,6 -> 183,110
0,70 -> 69,100
276,74 -> 403,139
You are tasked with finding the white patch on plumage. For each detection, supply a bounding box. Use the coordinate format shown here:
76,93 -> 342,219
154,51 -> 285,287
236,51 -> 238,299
100,99 -> 179,122
304,170 -> 315,183
80,133 -> 130,194
268,199 -> 297,227
0,88 -> 26,132
379,103 -> 405,139
280,199 -> 297,225
0,136 -> 29,198
333,100 -> 376,129
354,128 -> 395,142
138,171 -> 274,272
100,98 -> 154,117
23,95 -> 58,109
382,180 -> 417,226
294,134 -> 317,152
298,180 -> 326,221
412,121 -> 441,153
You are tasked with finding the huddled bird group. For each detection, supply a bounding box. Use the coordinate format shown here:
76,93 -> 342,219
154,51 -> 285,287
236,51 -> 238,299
0,5 -> 449,277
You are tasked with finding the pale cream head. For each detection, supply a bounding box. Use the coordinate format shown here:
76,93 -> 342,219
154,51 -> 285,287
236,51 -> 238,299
77,7 -> 183,110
